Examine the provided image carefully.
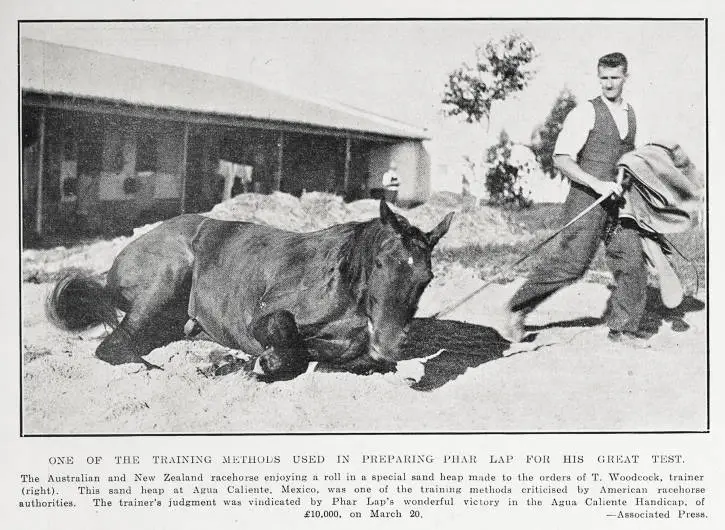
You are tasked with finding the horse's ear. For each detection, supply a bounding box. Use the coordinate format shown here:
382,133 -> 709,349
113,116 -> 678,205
379,200 -> 403,233
427,212 -> 454,247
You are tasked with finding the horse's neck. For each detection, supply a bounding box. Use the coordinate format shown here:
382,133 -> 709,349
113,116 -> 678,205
258,221 -> 378,322
337,219 -> 385,304
276,220 -> 382,327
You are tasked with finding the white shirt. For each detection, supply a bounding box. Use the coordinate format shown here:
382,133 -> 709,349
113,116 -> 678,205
554,98 -> 648,160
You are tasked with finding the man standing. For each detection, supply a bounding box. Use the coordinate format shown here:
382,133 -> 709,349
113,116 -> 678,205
504,52 -> 649,347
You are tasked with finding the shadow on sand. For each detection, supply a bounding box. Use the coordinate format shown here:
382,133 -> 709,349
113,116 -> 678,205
639,287 -> 706,335
213,287 -> 705,390
401,318 -> 510,392
526,285 -> 705,337
405,286 -> 705,392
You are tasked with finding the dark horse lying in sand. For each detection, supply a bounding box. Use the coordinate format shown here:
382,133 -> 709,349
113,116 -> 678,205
46,201 -> 454,382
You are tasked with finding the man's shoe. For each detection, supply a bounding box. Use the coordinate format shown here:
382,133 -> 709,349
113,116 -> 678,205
501,306 -> 528,342
607,330 -> 651,349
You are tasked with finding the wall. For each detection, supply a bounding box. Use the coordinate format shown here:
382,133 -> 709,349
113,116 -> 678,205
22,109 -> 190,236
368,140 -> 430,206
94,118 -> 186,233
22,104 -> 431,240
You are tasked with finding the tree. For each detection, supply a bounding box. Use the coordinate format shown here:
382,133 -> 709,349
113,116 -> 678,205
530,88 -> 578,178
442,33 -> 538,127
485,130 -> 532,208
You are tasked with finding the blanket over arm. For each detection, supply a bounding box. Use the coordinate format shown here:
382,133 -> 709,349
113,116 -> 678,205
617,142 -> 704,235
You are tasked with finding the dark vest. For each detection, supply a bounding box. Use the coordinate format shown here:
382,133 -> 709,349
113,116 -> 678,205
577,96 -> 636,182
561,96 -> 637,220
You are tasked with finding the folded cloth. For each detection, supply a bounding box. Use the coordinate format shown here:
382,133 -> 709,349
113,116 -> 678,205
617,142 -> 704,234
641,235 -> 684,309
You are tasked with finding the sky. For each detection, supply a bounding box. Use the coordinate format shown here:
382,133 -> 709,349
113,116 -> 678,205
21,20 -> 706,199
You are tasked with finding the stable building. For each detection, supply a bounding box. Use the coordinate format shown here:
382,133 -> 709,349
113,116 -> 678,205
21,38 -> 431,237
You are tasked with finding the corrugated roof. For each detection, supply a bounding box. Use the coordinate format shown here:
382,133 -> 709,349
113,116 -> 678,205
20,38 -> 429,140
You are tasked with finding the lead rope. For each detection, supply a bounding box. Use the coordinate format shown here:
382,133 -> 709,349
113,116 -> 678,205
431,191 -> 616,319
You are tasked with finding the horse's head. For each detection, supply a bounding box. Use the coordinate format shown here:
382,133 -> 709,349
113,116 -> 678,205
366,200 -> 454,363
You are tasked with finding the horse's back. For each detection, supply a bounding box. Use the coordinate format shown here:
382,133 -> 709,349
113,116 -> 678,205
109,215 -> 291,288
108,213 -> 362,355
187,216 -> 361,353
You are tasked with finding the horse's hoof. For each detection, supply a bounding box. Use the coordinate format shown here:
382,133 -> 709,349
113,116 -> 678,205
240,367 -> 271,383
213,358 -> 247,376
233,358 -> 264,380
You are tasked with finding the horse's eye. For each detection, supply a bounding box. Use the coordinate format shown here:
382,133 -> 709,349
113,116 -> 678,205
375,259 -> 383,268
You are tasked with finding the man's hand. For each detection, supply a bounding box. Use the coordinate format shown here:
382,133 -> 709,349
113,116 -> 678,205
555,155 -> 624,198
591,179 -> 623,198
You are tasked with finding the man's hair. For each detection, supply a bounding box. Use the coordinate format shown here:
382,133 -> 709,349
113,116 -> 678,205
597,52 -> 628,73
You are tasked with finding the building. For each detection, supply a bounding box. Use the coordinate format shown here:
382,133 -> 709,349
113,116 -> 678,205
21,38 -> 431,238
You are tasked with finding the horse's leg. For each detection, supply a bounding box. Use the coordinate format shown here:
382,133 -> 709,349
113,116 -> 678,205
95,322 -> 146,366
96,295 -> 191,368
249,310 -> 310,381
97,219 -> 198,367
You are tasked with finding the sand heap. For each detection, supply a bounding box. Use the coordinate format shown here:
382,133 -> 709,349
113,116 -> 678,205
207,191 -> 376,230
22,223 -> 160,283
208,191 -> 533,249
23,191 -> 534,283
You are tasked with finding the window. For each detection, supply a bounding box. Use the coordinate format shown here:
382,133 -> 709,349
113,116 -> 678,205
136,130 -> 158,172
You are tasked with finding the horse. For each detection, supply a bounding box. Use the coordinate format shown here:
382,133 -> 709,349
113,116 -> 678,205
46,200 -> 454,381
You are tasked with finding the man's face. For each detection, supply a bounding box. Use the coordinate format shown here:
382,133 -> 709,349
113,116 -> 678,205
598,65 -> 627,102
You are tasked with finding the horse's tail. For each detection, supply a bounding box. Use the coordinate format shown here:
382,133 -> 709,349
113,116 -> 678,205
45,270 -> 119,331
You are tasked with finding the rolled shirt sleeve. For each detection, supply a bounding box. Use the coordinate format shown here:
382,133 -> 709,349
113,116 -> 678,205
554,103 -> 595,160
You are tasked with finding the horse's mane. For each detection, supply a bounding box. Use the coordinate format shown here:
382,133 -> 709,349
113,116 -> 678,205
336,219 -> 387,304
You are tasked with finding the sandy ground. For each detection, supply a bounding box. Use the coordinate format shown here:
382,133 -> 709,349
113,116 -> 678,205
21,192 -> 707,434
21,271 -> 707,434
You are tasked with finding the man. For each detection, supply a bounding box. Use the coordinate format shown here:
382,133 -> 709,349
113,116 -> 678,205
381,162 -> 401,204
504,52 -> 649,348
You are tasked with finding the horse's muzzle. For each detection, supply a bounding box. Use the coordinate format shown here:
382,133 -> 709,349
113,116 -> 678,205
367,319 -> 407,363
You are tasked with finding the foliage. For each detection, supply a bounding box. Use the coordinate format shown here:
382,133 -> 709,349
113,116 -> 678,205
484,130 -> 533,209
530,88 -> 578,178
442,33 -> 538,125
